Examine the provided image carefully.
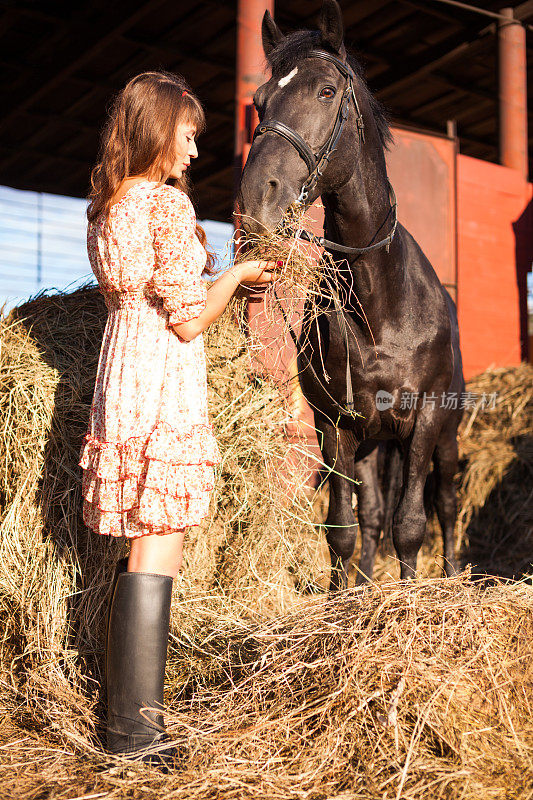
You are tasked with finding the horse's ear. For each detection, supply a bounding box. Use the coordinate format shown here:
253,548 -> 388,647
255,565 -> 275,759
262,10 -> 284,57
318,0 -> 344,52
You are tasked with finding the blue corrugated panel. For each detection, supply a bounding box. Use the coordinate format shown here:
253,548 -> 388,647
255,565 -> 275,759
0,185 -> 234,317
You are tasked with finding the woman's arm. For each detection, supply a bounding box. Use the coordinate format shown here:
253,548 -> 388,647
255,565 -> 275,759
171,260 -> 279,341
147,185 -> 280,341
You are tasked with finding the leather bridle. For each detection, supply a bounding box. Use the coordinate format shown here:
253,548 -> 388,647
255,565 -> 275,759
252,48 -> 398,257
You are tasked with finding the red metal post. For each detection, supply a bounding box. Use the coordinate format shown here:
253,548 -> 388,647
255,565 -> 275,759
234,0 -> 274,205
498,8 -> 528,178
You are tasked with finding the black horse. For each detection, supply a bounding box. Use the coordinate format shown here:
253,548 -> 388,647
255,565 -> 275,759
238,0 -> 465,590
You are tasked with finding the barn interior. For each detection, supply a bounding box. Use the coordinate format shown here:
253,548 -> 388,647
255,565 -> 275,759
0,0 -> 531,221
0,8 -> 532,794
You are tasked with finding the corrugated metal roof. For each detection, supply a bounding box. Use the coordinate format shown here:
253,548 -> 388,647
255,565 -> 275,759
0,0 -> 531,220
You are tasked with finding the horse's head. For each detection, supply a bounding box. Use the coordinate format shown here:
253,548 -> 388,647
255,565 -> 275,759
237,0 -> 385,237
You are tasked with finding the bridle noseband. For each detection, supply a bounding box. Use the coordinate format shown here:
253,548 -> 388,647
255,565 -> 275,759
252,48 -> 398,257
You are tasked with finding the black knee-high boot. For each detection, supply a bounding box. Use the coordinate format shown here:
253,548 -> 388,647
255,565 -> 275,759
105,568 -> 176,769
103,557 -> 128,699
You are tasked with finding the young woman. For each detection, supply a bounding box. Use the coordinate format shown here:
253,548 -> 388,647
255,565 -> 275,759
78,70 -> 278,769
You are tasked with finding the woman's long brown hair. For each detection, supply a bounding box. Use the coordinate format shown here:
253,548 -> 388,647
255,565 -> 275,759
87,70 -> 216,275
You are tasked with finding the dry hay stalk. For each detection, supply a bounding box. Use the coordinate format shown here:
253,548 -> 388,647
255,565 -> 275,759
0,576 -> 532,799
0,284 -> 531,798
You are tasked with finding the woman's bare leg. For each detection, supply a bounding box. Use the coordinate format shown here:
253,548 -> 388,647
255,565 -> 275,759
127,527 -> 190,578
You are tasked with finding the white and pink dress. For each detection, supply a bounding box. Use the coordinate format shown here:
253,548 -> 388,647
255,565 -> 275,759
78,180 -> 220,538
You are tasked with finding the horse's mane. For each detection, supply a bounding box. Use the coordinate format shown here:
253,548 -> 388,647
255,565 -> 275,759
265,29 -> 393,150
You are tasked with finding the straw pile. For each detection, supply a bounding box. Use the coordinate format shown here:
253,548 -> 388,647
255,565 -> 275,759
0,284 -> 323,724
0,285 -> 531,798
1,576 -> 532,799
456,362 -> 533,580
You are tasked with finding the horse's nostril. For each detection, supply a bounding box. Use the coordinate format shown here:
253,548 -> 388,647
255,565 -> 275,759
265,179 -> 280,203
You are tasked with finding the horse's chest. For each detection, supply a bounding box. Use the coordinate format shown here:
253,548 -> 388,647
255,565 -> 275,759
299,335 -> 419,439
350,352 -> 421,435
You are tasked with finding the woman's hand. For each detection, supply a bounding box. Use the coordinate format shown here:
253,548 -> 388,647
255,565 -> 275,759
234,259 -> 282,285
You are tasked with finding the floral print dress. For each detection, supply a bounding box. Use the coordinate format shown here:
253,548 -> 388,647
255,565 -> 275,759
78,179 -> 220,538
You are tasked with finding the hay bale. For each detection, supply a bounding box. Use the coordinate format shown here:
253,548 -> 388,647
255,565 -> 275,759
456,363 -> 533,579
0,285 -> 321,738
0,285 -> 532,798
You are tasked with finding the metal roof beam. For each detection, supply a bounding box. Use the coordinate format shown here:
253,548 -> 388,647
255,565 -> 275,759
120,33 -> 234,73
394,0 -> 471,26
513,0 -> 533,20
0,0 -> 170,136
428,70 -> 496,103
371,21 -> 495,96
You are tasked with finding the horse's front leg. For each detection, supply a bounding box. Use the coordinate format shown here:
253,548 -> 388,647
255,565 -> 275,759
393,411 -> 443,579
315,414 -> 359,592
432,413 -> 462,576
353,443 -> 383,584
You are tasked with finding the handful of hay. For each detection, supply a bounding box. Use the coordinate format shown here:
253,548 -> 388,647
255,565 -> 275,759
234,201 -> 355,357
235,201 -> 325,289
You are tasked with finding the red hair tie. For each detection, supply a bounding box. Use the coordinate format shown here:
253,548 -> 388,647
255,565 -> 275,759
182,90 -> 188,97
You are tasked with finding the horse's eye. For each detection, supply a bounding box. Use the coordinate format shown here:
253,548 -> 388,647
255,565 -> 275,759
319,86 -> 336,99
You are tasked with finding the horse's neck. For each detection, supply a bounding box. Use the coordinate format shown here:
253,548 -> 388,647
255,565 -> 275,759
322,157 -> 404,317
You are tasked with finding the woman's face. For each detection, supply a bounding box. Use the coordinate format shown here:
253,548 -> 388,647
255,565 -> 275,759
168,120 -> 198,179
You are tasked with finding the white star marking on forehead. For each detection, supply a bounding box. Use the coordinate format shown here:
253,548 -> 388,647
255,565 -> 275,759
278,67 -> 298,87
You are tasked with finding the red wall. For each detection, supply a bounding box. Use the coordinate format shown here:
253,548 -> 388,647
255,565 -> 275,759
385,126 -> 457,301
456,155 -> 532,379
